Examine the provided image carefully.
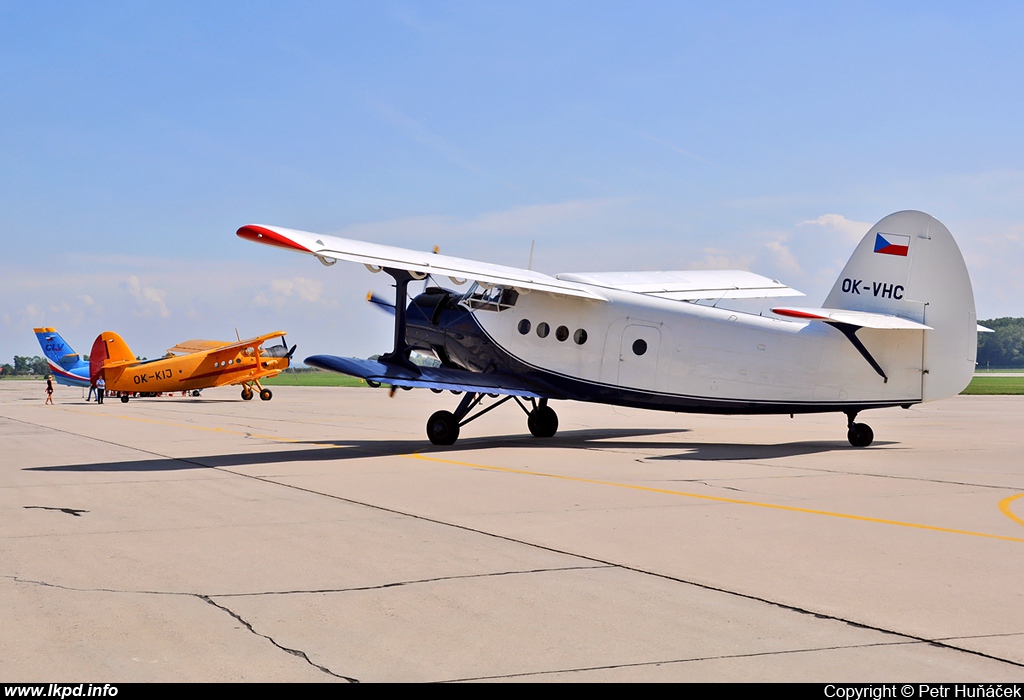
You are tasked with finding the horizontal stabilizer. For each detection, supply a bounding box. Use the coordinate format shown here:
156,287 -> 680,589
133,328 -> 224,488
306,355 -> 544,398
772,307 -> 932,330
978,325 -> 994,333
556,270 -> 803,300
238,225 -> 606,301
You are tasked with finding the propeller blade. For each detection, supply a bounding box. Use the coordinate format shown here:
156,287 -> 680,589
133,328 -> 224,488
367,291 -> 396,314
286,344 -> 297,359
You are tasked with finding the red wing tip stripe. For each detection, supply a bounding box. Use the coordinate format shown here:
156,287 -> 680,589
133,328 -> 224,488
772,308 -> 827,320
236,225 -> 312,253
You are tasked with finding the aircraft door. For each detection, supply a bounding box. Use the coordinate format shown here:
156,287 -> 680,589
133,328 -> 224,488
618,324 -> 662,390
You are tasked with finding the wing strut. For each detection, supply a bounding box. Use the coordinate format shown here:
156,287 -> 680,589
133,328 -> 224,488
826,322 -> 888,383
378,268 -> 421,374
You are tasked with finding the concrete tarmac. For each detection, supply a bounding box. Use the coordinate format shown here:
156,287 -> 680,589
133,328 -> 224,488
2,381 -> 1023,682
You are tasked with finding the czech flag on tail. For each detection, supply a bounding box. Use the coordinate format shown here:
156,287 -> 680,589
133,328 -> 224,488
873,232 -> 910,256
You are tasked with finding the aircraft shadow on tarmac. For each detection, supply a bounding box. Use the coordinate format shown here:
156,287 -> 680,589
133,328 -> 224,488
26,426 -> 881,473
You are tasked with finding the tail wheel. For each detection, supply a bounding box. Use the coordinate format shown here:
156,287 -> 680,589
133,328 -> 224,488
847,423 -> 874,447
241,387 -> 254,401
191,390 -> 201,397
527,405 -> 558,438
120,395 -> 129,404
259,388 -> 273,401
427,410 -> 460,446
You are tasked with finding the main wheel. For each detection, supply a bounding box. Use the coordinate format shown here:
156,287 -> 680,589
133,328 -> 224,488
191,390 -> 201,397
427,410 -> 460,446
847,422 -> 874,447
120,395 -> 129,404
259,388 -> 273,401
527,405 -> 558,438
241,387 -> 254,400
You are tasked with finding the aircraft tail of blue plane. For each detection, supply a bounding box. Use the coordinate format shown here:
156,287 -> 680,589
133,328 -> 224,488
33,327 -> 91,387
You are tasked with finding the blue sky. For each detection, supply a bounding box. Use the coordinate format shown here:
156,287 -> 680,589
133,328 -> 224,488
3,2 -> 1023,363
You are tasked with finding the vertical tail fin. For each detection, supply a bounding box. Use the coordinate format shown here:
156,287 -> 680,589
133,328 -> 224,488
33,327 -> 91,387
33,327 -> 78,365
824,211 -> 977,400
89,331 -> 136,381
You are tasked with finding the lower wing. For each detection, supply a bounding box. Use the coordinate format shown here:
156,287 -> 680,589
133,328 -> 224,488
306,355 -> 544,398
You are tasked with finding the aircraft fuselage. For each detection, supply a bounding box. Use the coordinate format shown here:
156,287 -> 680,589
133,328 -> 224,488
405,286 -> 925,415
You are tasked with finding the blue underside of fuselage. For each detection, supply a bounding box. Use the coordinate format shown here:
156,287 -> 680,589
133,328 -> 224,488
311,299 -> 919,417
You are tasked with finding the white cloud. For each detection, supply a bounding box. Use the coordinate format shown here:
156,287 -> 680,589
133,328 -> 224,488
798,214 -> 871,242
253,277 -> 324,308
121,275 -> 170,318
764,240 -> 802,277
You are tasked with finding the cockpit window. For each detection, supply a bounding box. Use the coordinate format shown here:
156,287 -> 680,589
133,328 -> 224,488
459,283 -> 519,311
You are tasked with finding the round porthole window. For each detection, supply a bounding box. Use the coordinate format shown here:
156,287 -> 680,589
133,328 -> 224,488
537,322 -> 550,338
518,319 -> 531,335
573,329 -> 588,345
632,339 -> 647,356
555,325 -> 569,342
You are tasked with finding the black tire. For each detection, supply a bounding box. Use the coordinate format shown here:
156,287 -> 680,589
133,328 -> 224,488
241,388 -> 253,401
527,405 -> 558,438
259,388 -> 273,401
192,390 -> 201,397
427,410 -> 460,446
120,395 -> 129,404
847,422 -> 874,447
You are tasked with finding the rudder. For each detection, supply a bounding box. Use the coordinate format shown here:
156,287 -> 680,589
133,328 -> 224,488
90,331 -> 136,381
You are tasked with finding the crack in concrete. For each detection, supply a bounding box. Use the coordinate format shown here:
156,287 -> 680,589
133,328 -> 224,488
199,595 -> 358,682
444,638 -> 927,682
216,564 -> 611,598
4,574 -> 357,681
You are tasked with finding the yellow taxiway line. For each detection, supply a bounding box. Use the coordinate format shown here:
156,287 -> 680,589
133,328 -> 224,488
408,453 -> 1024,544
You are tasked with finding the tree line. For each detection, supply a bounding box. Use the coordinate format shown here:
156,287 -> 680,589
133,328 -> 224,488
978,318 -> 1024,369
1,356 -> 52,377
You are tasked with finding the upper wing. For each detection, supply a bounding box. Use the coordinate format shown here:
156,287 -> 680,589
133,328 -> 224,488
237,225 -> 606,301
772,307 -> 932,330
168,332 -> 288,357
555,270 -> 803,300
167,339 -> 234,355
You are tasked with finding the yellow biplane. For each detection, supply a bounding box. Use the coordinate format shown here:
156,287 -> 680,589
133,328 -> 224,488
89,330 -> 294,403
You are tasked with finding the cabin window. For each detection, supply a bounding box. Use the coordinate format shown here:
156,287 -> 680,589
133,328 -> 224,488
555,325 -> 569,342
460,283 -> 519,311
537,322 -> 550,338
518,319 -> 531,335
574,329 -> 588,345
632,339 -> 647,356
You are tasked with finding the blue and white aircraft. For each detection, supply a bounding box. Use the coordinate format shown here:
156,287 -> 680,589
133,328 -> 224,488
238,211 -> 979,448
33,327 -> 91,387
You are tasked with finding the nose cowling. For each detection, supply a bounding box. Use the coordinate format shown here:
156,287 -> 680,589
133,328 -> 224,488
405,287 -> 487,369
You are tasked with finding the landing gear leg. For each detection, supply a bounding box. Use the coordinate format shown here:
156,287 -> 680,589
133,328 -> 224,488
845,411 -> 874,447
423,390 -> 540,446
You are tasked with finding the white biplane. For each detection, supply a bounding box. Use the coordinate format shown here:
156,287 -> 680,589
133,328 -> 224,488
238,211 -> 978,447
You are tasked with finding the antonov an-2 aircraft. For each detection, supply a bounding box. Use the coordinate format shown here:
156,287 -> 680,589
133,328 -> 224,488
238,210 -> 978,448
